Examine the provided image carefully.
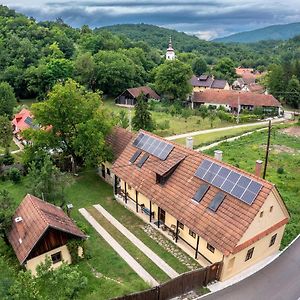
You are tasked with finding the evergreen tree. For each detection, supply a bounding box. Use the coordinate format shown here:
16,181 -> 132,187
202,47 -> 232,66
132,94 -> 155,132
192,57 -> 208,76
286,75 -> 300,108
0,82 -> 17,118
267,64 -> 285,99
0,115 -> 13,153
118,110 -> 129,129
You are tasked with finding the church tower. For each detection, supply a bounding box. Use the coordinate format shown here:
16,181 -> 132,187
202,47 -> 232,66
166,37 -> 175,60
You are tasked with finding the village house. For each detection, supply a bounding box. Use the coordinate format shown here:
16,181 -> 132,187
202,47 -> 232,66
190,75 -> 230,92
109,130 -> 289,281
99,127 -> 134,185
12,108 -> 37,142
8,194 -> 86,276
191,89 -> 282,114
115,86 -> 160,106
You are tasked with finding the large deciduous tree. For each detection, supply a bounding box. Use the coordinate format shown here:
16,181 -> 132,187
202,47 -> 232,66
286,75 -> 300,108
154,60 -> 193,100
27,79 -> 114,168
0,82 -> 17,118
192,57 -> 208,76
212,57 -> 236,84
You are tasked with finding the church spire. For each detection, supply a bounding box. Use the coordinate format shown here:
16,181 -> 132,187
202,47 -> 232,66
166,36 -> 175,60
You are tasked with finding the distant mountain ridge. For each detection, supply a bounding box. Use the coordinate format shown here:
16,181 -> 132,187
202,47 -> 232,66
213,22 -> 300,43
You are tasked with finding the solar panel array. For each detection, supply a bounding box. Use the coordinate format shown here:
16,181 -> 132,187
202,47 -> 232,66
132,133 -> 174,161
129,149 -> 142,163
208,192 -> 225,212
192,183 -> 209,203
195,159 -> 262,205
137,153 -> 150,168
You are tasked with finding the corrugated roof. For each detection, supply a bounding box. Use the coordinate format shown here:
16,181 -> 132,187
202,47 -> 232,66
112,130 -> 285,256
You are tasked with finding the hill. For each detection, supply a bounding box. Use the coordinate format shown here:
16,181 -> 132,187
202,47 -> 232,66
214,22 -> 300,43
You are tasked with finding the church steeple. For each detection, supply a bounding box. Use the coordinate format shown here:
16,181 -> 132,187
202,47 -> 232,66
166,36 -> 175,60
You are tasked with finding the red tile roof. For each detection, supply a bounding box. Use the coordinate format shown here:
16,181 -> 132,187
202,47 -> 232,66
106,127 -> 135,162
12,108 -> 33,134
126,86 -> 160,100
112,130 -> 288,256
8,194 -> 86,264
192,90 -> 281,108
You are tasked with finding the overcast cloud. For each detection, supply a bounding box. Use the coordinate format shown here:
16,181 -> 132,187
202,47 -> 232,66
2,0 -> 300,40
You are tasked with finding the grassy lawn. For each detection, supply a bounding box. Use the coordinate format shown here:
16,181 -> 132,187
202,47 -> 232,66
87,207 -> 170,283
0,141 -> 19,154
0,170 -> 194,299
204,126 -> 300,248
173,124 -> 267,148
103,98 -> 231,137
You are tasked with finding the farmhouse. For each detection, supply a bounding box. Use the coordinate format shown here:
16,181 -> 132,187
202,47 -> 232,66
99,127 -> 134,185
8,194 -> 86,275
115,86 -> 160,106
191,90 -> 282,114
190,75 -> 230,92
111,130 -> 289,281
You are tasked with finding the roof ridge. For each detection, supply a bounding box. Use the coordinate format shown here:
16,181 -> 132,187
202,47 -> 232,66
27,194 -> 51,226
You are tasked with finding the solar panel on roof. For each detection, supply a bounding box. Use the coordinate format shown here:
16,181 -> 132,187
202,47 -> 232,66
209,192 -> 225,212
195,159 -> 263,205
192,184 -> 209,203
132,133 -> 174,160
137,153 -> 149,168
129,149 -> 142,163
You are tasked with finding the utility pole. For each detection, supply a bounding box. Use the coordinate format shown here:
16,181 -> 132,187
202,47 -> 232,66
236,94 -> 240,124
128,108 -> 132,132
263,119 -> 272,179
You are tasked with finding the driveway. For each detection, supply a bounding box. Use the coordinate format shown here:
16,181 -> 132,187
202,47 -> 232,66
202,236 -> 300,300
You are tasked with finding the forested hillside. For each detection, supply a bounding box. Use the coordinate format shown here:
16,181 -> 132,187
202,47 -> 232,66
214,22 -> 300,43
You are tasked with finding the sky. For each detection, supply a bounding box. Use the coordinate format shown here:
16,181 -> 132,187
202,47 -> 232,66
2,0 -> 300,40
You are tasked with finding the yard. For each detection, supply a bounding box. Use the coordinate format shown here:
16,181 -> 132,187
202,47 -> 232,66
0,170 -> 199,299
204,125 -> 300,248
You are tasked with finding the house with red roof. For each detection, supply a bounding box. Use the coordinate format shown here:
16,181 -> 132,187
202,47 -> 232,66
190,75 -> 230,93
191,90 -> 282,114
12,108 -> 37,141
9,194 -> 86,275
111,129 -> 289,281
115,86 -> 160,106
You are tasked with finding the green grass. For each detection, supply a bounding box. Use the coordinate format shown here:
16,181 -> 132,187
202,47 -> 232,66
87,207 -> 170,283
204,126 -> 300,248
173,124 -> 267,148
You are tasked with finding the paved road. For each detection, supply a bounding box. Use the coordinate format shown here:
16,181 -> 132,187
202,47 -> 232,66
202,236 -> 300,300
93,204 -> 179,278
79,208 -> 159,287
166,118 -> 285,141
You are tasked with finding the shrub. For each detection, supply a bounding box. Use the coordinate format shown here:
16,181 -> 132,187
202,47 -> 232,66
9,168 -> 21,183
277,167 -> 284,174
157,120 -> 170,130
2,152 -> 14,166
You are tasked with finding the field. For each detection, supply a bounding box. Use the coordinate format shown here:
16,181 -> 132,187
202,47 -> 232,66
204,126 -> 300,248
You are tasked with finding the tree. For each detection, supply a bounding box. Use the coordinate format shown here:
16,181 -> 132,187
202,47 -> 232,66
154,60 -> 193,100
209,110 -> 217,128
0,190 -> 16,245
0,82 -> 17,118
192,57 -> 208,76
266,64 -> 285,99
28,79 -> 114,167
118,110 -> 129,129
213,57 -> 236,84
132,94 -> 155,131
10,258 -> 87,300
0,115 -> 13,153
286,76 -> 300,108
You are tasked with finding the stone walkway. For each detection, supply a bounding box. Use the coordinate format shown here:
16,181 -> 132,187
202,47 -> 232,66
142,224 -> 199,270
79,208 -> 159,287
93,204 -> 179,279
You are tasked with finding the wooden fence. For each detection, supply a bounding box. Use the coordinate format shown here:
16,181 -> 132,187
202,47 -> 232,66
111,262 -> 222,300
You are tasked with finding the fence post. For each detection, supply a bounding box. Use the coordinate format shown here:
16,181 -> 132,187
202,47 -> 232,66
156,285 -> 160,300
204,266 -> 211,286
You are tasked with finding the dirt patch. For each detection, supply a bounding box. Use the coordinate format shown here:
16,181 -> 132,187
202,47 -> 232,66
281,126 -> 300,137
260,144 -> 300,154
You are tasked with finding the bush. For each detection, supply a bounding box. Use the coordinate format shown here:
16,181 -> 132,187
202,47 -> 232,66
277,167 -> 284,174
157,120 -> 170,130
2,152 -> 14,166
9,168 -> 21,183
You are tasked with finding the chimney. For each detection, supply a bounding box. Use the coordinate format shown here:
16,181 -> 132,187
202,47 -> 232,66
186,137 -> 194,150
255,160 -> 263,177
214,150 -> 223,161
15,217 -> 25,244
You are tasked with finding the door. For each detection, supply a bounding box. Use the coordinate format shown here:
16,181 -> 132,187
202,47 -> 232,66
159,208 -> 166,224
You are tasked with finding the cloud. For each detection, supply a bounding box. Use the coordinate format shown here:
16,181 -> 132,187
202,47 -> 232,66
3,0 -> 300,39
